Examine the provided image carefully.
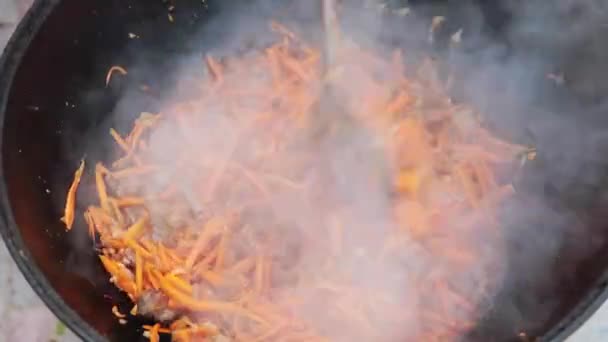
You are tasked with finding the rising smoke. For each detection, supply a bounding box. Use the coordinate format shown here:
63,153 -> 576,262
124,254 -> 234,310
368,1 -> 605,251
99,0 -> 608,341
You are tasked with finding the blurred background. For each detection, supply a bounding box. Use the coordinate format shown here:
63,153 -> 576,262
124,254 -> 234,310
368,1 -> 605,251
0,0 -> 607,341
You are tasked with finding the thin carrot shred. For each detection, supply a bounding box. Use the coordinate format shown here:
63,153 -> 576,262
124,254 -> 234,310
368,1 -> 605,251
61,160 -> 85,230
135,250 -> 143,296
123,216 -> 148,240
165,273 -> 193,295
112,305 -> 126,318
110,128 -> 130,152
105,66 -> 128,87
149,323 -> 160,342
185,217 -> 226,269
99,255 -> 137,297
143,325 -> 171,334
199,270 -> 224,287
254,255 -> 265,294
95,163 -> 111,212
115,196 -> 146,207
205,55 -> 224,83
83,210 -> 95,239
214,231 -> 229,272
125,238 -> 153,259
159,277 -> 268,325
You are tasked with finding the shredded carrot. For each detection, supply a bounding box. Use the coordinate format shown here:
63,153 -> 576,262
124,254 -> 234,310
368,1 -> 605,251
229,256 -> 257,274
135,250 -> 143,296
109,198 -> 125,226
95,163 -> 111,212
110,128 -> 130,152
254,254 -> 265,294
71,20 -> 530,342
106,66 -> 128,87
165,273 -> 193,295
214,231 -> 229,272
112,305 -> 126,318
159,277 -> 268,325
149,323 -> 160,342
172,325 -> 219,340
205,55 -> 224,83
115,196 -> 146,207
143,325 -> 171,334
125,238 -> 153,259
111,165 -> 159,179
145,264 -> 161,290
199,270 -> 224,287
123,216 -> 148,240
83,210 -> 95,239
185,217 -> 226,269
99,255 -> 137,296
61,160 -> 85,230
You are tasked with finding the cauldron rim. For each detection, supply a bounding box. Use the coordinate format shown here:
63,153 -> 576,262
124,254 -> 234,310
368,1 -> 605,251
0,1 -> 607,341
0,0 -> 103,341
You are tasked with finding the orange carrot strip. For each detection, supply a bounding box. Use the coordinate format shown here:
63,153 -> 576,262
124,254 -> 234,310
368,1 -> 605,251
61,160 -> 85,230
111,165 -> 159,179
185,217 -> 226,269
203,137 -> 241,202
145,264 -> 160,290
229,162 -> 271,199
270,21 -> 297,41
157,246 -> 170,271
135,250 -> 143,296
455,164 -> 479,208
87,206 -> 114,231
115,197 -> 146,207
95,163 -> 111,212
109,198 -> 125,226
84,210 -> 95,239
140,240 -> 156,252
476,160 -> 497,193
143,325 -> 171,334
102,238 -> 126,249
165,273 -> 193,295
112,305 -> 126,318
110,128 -> 130,152
163,246 -> 183,264
125,238 -> 153,259
254,255 -> 265,294
123,216 -> 148,240
172,325 -> 219,340
149,323 -> 160,342
214,231 -> 229,272
195,246 -> 218,270
99,255 -> 137,297
105,66 -> 128,87
159,277 -> 268,325
206,55 -> 224,83
229,257 -> 256,274
199,270 -> 224,287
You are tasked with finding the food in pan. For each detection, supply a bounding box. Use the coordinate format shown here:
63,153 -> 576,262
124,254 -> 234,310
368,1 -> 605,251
63,22 -> 529,342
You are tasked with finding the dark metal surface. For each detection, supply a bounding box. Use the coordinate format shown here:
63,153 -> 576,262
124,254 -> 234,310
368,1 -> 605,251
1,0 -> 608,341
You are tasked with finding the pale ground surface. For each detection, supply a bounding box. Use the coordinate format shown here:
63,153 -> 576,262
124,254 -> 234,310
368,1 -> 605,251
0,1 -> 607,341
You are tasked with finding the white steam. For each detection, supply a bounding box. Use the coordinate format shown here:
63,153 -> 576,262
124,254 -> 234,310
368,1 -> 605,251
100,0 -> 608,341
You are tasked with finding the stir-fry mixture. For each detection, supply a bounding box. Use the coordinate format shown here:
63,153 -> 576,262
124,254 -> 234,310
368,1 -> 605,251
63,22 -> 529,342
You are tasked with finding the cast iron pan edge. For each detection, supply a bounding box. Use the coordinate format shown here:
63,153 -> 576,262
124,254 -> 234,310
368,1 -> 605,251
0,0 -> 104,341
0,1 -> 607,342
542,273 -> 608,341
